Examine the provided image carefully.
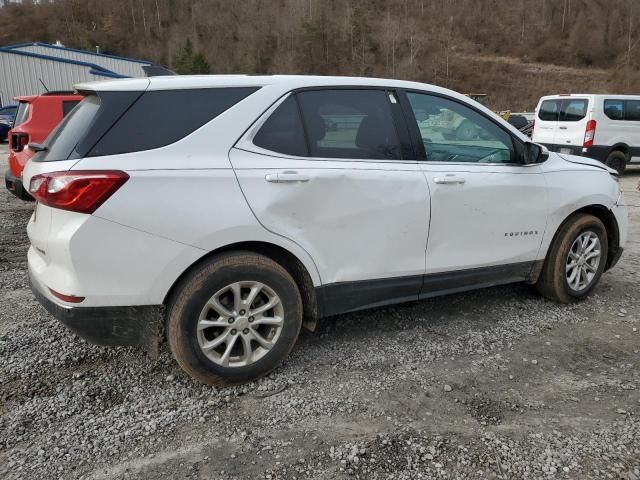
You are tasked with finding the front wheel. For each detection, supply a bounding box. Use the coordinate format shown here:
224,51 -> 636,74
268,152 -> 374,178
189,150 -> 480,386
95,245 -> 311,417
536,214 -> 608,303
167,252 -> 303,386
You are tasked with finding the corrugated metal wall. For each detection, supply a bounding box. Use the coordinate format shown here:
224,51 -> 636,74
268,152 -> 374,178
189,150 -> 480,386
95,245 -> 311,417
0,52 -> 106,104
13,44 -> 149,77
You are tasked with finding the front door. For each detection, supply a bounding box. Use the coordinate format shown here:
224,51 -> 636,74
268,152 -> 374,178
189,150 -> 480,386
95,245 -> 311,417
401,91 -> 548,285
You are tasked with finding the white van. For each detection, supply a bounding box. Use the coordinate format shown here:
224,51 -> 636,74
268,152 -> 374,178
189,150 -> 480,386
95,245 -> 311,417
532,94 -> 640,174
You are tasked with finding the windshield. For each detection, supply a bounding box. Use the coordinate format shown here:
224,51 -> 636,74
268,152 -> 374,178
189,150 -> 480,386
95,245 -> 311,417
13,102 -> 31,127
0,106 -> 16,118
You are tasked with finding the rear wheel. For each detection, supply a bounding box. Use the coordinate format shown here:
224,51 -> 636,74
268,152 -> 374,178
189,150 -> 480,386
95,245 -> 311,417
536,214 -> 608,303
604,150 -> 627,175
167,252 -> 303,386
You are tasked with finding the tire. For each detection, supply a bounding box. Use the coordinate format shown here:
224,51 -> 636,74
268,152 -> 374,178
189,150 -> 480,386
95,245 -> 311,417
536,214 -> 608,303
167,252 -> 303,386
604,150 -> 627,175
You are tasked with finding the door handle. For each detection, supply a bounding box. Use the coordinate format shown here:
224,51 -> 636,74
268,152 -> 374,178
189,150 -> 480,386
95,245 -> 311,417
559,126 -> 568,130
434,174 -> 466,185
265,171 -> 310,183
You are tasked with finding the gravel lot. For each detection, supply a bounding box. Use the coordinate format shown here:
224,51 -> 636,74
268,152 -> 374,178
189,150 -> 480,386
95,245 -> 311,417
0,142 -> 639,480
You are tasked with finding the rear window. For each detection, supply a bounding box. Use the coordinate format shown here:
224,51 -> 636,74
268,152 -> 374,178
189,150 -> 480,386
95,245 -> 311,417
538,98 -> 588,122
253,96 -> 308,157
38,87 -> 258,161
297,89 -> 401,160
13,102 -> 31,127
41,95 -> 102,162
538,100 -> 560,121
560,99 -> 588,121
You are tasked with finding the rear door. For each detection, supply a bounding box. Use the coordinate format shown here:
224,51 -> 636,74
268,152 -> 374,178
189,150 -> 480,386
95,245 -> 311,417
533,97 -> 561,145
556,97 -> 590,150
231,88 -> 430,303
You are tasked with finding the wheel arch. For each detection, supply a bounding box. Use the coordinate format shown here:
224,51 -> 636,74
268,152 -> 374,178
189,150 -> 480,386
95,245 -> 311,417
163,241 -> 319,331
574,205 -> 621,270
539,204 -> 621,280
607,143 -> 631,160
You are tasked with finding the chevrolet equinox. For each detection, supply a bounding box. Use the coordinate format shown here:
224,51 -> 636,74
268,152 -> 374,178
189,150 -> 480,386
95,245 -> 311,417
24,76 -> 628,385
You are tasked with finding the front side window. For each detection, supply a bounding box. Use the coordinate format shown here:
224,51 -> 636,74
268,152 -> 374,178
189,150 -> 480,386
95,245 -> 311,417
604,99 -> 624,120
406,92 -> 514,164
538,100 -> 561,121
297,89 -> 401,160
625,100 -> 640,121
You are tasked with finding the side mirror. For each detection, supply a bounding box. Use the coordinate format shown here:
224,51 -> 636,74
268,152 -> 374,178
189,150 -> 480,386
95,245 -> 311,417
523,142 -> 548,164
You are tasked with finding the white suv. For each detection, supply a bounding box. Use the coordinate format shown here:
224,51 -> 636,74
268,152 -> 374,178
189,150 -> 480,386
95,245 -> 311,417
532,94 -> 640,174
24,76 -> 627,385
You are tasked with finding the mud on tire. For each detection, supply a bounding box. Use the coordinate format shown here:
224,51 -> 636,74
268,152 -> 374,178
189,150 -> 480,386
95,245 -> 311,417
167,251 -> 303,386
536,214 -> 608,303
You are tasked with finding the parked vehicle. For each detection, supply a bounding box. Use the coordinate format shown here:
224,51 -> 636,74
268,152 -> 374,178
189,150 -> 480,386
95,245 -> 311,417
507,114 -> 534,137
24,76 -> 627,385
5,91 -> 82,200
0,104 -> 17,142
532,94 -> 640,174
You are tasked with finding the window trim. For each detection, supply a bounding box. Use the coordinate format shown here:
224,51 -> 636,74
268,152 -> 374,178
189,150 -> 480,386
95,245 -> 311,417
236,86 -> 418,164
398,89 -> 526,166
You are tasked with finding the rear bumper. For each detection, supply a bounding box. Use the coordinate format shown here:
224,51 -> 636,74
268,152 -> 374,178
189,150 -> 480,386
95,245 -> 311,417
4,169 -> 32,201
29,267 -> 164,355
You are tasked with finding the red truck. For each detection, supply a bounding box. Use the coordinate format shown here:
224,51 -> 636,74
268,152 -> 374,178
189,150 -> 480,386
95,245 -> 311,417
5,91 -> 83,200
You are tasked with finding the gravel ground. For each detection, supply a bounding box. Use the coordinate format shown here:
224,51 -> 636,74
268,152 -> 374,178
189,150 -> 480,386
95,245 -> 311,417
0,142 -> 639,480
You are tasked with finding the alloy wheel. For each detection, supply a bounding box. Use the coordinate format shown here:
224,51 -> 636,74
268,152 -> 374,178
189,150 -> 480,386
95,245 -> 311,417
565,231 -> 601,292
196,281 -> 284,367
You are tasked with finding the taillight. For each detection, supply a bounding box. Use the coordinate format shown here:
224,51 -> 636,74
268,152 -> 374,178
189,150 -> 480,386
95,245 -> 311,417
28,171 -> 129,214
583,119 -> 597,148
11,132 -> 29,152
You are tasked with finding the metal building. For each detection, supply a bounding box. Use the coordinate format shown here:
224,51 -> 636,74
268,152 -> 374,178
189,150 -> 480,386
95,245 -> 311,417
0,42 -> 154,106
